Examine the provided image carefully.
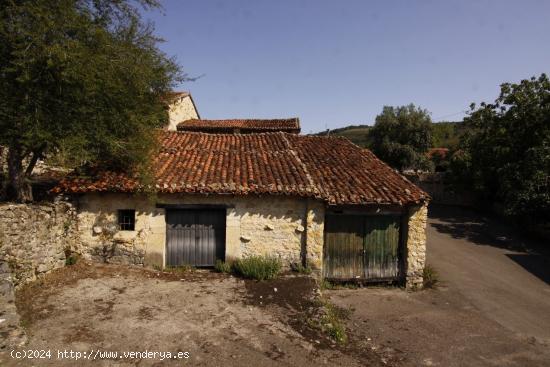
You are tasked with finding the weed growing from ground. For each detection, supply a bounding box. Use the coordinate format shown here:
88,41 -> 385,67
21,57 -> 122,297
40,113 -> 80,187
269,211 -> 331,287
290,262 -> 312,275
231,256 -> 282,280
214,260 -> 231,273
423,264 -> 439,289
307,296 -> 350,344
164,264 -> 194,274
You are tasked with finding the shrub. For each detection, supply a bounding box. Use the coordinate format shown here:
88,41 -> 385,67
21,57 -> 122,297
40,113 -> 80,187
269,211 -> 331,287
64,248 -> 79,266
231,256 -> 282,281
290,262 -> 312,275
423,264 -> 439,289
214,260 -> 231,273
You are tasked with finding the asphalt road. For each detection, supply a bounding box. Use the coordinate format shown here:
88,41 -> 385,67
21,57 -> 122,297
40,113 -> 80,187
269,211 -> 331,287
427,205 -> 550,343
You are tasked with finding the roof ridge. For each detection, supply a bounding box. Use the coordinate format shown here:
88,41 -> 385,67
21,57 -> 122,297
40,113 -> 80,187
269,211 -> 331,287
280,133 -> 318,192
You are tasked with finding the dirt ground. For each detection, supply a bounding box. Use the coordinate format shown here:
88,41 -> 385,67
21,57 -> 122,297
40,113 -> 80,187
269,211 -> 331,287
1,259 -> 549,366
327,286 -> 550,367
1,263 -> 379,367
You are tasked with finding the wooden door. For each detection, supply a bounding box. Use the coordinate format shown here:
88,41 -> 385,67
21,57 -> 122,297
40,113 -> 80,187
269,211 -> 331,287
324,214 -> 401,281
323,214 -> 365,279
363,215 -> 400,280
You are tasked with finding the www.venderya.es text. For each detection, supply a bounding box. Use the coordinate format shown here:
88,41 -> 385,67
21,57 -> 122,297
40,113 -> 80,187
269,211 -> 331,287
10,349 -> 190,361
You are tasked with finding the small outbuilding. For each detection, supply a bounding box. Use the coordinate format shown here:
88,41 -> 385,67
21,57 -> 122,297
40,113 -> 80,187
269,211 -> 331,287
54,126 -> 429,288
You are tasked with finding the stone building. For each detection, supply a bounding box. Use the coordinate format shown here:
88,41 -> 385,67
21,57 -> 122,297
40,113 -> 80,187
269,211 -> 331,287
165,91 -> 200,131
53,122 -> 429,288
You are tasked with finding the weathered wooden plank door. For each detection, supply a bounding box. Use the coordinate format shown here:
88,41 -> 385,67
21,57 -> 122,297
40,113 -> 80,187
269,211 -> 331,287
324,214 -> 401,281
166,209 -> 225,267
363,216 -> 400,280
323,214 -> 365,279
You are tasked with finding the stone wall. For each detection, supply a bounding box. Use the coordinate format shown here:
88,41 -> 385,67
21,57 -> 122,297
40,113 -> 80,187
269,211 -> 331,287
0,200 -> 80,287
0,200 -> 81,348
76,193 -> 326,269
405,203 -> 428,289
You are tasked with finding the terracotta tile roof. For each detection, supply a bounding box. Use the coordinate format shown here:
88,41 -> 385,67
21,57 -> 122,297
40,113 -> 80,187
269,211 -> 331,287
177,118 -> 300,133
53,131 -> 428,206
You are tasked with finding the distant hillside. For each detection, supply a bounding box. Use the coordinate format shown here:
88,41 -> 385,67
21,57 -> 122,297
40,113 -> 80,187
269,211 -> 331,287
313,124 -> 373,147
313,121 -> 462,149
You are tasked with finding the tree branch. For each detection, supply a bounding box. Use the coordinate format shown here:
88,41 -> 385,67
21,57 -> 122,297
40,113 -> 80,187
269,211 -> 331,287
24,143 -> 47,176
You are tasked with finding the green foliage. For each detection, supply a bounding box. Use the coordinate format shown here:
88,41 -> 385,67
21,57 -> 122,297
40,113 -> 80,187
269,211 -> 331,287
290,262 -> 312,274
310,297 -> 349,344
64,248 -> 79,266
164,265 -> 194,274
152,264 -> 162,271
422,264 -> 439,289
369,104 -> 434,171
65,255 -> 78,266
214,260 -> 232,274
458,74 -> 550,221
319,279 -> 336,290
231,256 -> 282,281
432,121 -> 462,149
0,0 -> 183,201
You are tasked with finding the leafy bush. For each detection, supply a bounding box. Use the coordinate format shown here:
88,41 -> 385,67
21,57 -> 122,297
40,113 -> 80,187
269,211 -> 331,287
423,264 -> 439,289
214,260 -> 231,273
65,254 -> 79,266
231,256 -> 282,281
290,262 -> 312,274
64,248 -> 79,266
456,74 -> 550,223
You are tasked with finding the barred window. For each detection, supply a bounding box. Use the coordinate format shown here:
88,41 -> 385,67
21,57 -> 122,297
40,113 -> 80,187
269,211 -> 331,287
118,209 -> 135,231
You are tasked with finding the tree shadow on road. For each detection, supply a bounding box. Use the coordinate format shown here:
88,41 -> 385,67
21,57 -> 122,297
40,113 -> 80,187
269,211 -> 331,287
428,204 -> 550,284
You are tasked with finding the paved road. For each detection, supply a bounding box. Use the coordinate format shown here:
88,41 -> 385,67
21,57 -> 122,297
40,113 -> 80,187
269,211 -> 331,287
427,205 -> 550,343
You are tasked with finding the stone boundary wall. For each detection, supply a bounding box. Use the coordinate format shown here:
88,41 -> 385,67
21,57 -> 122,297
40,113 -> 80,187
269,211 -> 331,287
0,200 -> 82,288
0,200 -> 81,348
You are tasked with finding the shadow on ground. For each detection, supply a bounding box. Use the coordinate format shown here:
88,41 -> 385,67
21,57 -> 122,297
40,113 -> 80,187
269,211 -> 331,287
428,204 -> 550,285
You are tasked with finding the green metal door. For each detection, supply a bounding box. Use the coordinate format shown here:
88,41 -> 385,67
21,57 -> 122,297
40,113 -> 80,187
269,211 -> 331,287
324,214 -> 401,281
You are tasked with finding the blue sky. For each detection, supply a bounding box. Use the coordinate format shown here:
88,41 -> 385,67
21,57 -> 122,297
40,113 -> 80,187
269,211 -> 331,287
143,0 -> 550,133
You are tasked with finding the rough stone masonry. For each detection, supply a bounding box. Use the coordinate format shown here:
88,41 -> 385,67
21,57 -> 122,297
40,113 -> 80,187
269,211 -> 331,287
0,199 -> 81,349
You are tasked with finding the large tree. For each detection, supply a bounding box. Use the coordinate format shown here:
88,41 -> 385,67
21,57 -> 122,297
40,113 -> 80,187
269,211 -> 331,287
0,0 -> 182,201
368,104 -> 433,171
458,74 -> 550,221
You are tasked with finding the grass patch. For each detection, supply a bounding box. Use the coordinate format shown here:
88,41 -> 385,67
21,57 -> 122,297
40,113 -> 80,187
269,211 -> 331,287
320,279 -> 359,290
423,264 -> 439,289
214,260 -> 232,273
164,264 -> 194,274
308,297 -> 350,344
290,262 -> 312,275
152,264 -> 162,271
232,255 -> 282,281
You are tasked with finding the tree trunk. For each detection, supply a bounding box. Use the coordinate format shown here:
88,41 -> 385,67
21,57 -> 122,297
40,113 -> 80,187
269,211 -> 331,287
6,145 -> 33,202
